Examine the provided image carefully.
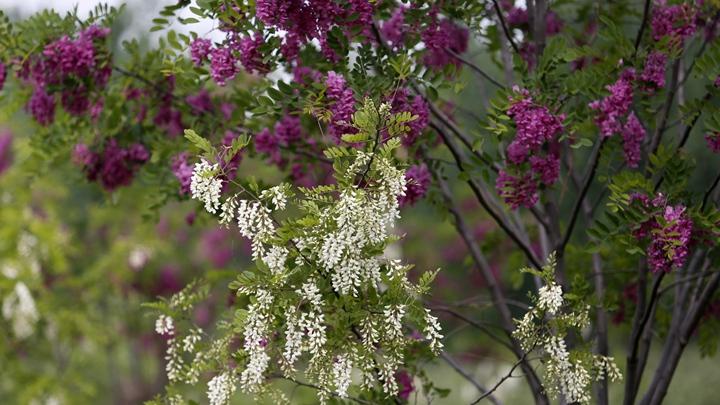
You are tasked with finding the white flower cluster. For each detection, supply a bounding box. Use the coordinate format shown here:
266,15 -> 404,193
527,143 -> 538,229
423,309 -> 444,354
239,289 -> 274,393
537,282 -> 563,315
155,314 -> 174,336
236,200 -> 276,260
190,159 -> 223,214
331,353 -> 353,397
207,371 -> 238,405
281,281 -> 327,374
2,282 -> 39,339
259,184 -> 290,210
262,246 -> 289,276
513,265 -> 622,404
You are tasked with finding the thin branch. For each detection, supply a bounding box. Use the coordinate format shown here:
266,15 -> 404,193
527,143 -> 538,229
439,352 -> 502,405
445,48 -> 505,89
491,0 -> 520,54
557,137 -> 606,254
429,305 -> 514,351
470,350 -> 531,404
702,170 -> 720,210
634,0 -> 652,53
272,375 -> 373,404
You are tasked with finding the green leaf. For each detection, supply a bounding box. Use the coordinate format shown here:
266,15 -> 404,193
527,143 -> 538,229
184,129 -> 213,154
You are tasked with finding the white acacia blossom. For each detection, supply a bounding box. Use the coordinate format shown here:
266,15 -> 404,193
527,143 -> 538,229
190,159 -> 223,214
2,282 -> 39,339
513,257 -> 622,404
154,314 -> 174,336
207,371 -> 238,405
331,353 -> 353,397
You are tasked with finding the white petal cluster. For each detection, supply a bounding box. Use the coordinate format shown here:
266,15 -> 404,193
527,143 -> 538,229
331,353 -> 353,397
2,282 -> 39,339
240,289 -> 274,392
236,200 -> 275,260
218,195 -> 238,227
259,184 -> 289,211
190,159 -> 223,214
383,304 -> 406,341
207,371 -> 238,405
537,282 -> 563,315
423,309 -> 444,354
155,314 -> 174,336
262,246 -> 289,275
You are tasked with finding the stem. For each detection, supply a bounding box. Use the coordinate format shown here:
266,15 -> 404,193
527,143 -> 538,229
445,48 -> 505,89
440,351 -> 502,405
491,0 -> 520,54
634,0 -> 652,53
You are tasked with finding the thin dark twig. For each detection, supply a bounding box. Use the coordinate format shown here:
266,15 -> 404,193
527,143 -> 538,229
491,0 -> 520,53
445,48 -> 505,89
271,375 -> 373,404
429,305 -> 514,351
558,137 -> 606,254
634,0 -> 652,53
470,348 -> 533,405
702,171 -> 720,210
439,352 -> 502,405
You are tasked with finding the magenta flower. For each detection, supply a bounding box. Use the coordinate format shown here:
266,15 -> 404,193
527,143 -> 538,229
381,6 -> 407,46
325,71 -> 357,143
27,87 -> 56,125
190,38 -> 212,66
622,112 -> 646,168
496,170 -> 539,209
255,128 -> 282,164
60,86 -> 90,116
651,0 -> 697,44
589,69 -> 636,137
0,130 -> 13,176
171,153 -> 193,195
421,17 -> 469,70
529,154 -> 560,185
237,34 -> 269,74
400,164 -> 431,207
705,132 -> 720,153
506,90 -> 565,164
275,115 -> 303,145
395,370 -> 415,400
0,61 -> 6,91
640,51 -> 667,90
210,46 -> 238,86
647,205 -> 693,273
186,90 -> 213,114
389,88 -> 429,146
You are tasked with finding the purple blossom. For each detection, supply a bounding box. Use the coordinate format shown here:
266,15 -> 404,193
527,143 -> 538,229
41,35 -> 96,83
171,152 -> 193,195
400,164 -> 431,207
0,62 -> 6,91
496,170 -> 538,209
0,130 -> 13,176
389,88 -> 429,146
72,143 -> 95,166
705,132 -> 720,153
90,99 -> 104,121
190,38 -> 212,66
529,154 -> 560,185
127,143 -> 150,163
80,25 -> 110,41
381,7 -> 407,46
715,75 -> 720,88
237,35 -> 269,74
396,370 -> 415,401
209,46 -> 238,86
201,228 -> 234,268
60,86 -> 90,116
506,90 -> 565,164
186,90 -> 213,114
325,71 -> 357,143
78,139 -> 149,191
647,204 -> 693,273
421,17 -> 469,70
651,0 -> 697,44
589,69 -> 636,137
275,115 -> 303,145
622,112 -> 646,168
221,131 -> 244,179
640,51 -> 667,90
154,104 -> 184,138
27,87 -> 56,125
255,128 -> 282,164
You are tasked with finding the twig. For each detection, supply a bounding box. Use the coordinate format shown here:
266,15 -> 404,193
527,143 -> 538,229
445,48 -> 504,89
470,350 -> 531,404
634,0 -> 652,53
429,305 -> 514,351
272,375 -> 373,404
491,0 -> 520,54
439,352 -> 502,405
702,170 -> 720,210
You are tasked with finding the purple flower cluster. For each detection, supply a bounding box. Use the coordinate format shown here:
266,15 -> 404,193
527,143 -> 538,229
237,35 -> 270,74
705,132 -> 720,153
496,89 -> 564,209
400,164 -> 431,207
589,69 -> 636,137
395,370 -> 415,401
502,2 -> 565,69
622,112 -> 646,168
0,129 -> 13,177
0,61 -> 6,91
186,90 -> 214,114
21,25 -> 111,125
421,15 -> 469,71
630,193 -> 693,273
190,38 -> 212,66
381,7 -> 408,47
254,114 -> 305,165
73,139 -> 149,191
325,71 -> 357,143
171,152 -> 194,195
209,46 -> 238,86
651,0 -> 697,44
496,170 -> 538,209
640,51 -> 667,90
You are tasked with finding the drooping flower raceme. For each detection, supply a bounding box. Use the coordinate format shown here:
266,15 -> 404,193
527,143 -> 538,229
190,159 -> 223,214
513,254 -> 621,404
